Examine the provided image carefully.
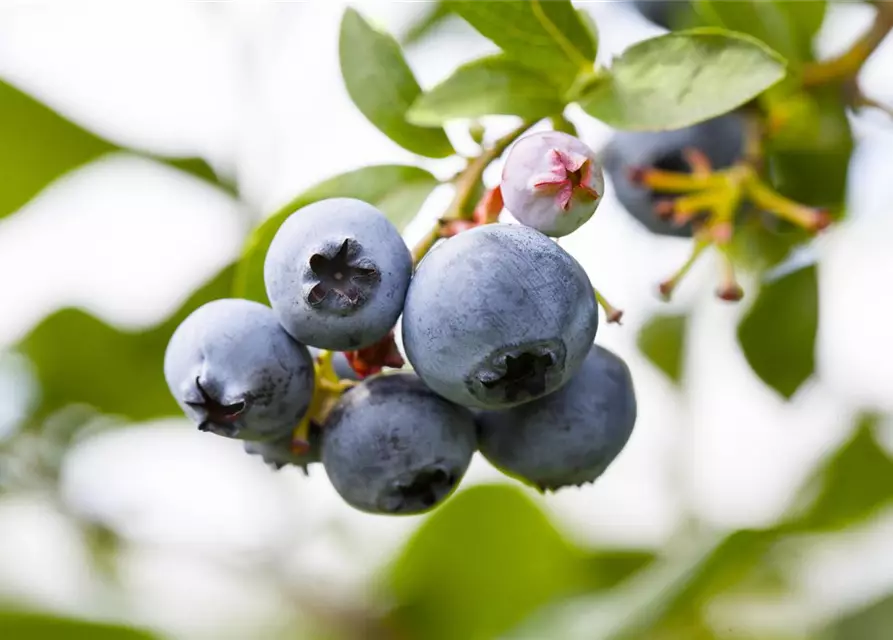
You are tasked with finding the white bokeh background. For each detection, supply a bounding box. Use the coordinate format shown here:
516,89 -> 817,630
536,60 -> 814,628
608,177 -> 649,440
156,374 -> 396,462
1,1 -> 892,639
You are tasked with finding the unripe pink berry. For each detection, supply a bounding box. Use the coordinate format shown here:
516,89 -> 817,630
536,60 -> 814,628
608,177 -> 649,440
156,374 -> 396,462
500,130 -> 604,237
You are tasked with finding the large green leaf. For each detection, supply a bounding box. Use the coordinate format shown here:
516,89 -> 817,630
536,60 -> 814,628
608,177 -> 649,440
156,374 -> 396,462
407,55 -> 565,125
0,610 -> 158,640
694,0 -> 826,64
824,592 -> 893,640
637,314 -> 687,384
579,28 -> 786,131
737,264 -> 818,399
339,8 -> 454,158
784,413 -> 893,533
384,483 -> 591,640
233,165 -> 438,304
446,0 -> 596,88
0,78 -> 235,222
17,264 -> 236,423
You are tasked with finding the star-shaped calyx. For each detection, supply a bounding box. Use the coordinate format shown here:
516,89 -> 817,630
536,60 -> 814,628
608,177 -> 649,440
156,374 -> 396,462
529,148 -> 601,211
185,377 -> 246,437
306,239 -> 379,310
482,352 -> 554,403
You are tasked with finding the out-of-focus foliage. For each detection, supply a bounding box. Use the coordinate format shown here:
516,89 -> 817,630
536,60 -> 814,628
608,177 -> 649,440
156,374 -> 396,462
737,265 -> 818,399
0,610 -> 159,640
637,313 -> 687,384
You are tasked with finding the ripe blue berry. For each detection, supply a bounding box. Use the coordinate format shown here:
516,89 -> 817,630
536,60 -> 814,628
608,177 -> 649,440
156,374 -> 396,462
476,345 -> 637,491
603,113 -> 745,237
631,0 -> 676,29
500,130 -> 604,237
264,197 -> 413,351
163,298 -> 315,441
243,428 -> 320,472
321,372 -> 477,515
401,223 -> 598,410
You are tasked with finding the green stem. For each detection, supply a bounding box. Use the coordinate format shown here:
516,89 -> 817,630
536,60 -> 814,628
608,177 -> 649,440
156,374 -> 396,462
411,121 -> 534,265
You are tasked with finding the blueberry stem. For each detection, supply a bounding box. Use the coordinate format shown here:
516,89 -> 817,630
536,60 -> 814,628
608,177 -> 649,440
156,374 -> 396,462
593,287 -> 624,324
411,120 -> 535,265
659,238 -> 710,301
290,350 -> 356,451
800,3 -> 893,88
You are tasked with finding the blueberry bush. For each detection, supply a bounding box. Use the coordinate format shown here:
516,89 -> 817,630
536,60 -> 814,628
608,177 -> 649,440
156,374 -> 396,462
2,1 -> 893,639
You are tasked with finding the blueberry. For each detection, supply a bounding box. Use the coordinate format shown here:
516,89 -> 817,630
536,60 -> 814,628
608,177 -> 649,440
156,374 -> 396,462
243,425 -> 321,472
631,1 -> 689,29
401,223 -> 598,410
321,372 -> 477,515
476,344 -> 636,491
603,113 -> 746,237
163,298 -> 315,441
264,197 -> 413,351
500,130 -> 604,237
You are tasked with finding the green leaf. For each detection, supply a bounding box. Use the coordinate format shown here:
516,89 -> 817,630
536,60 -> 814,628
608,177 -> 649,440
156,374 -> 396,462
825,592 -> 893,640
407,55 -> 565,125
785,413 -> 893,532
579,28 -> 786,131
694,0 -> 826,64
233,165 -> 438,304
446,0 -> 596,88
17,265 -> 235,423
0,78 -> 114,221
0,78 -> 236,221
0,610 -> 158,639
339,8 -> 454,158
737,264 -> 817,398
385,484 -> 591,640
763,86 -> 853,211
401,2 -> 453,45
637,314 -> 687,383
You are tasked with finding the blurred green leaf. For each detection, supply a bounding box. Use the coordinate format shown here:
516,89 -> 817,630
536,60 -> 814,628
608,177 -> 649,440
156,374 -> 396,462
824,591 -> 893,640
0,78 -> 235,221
582,550 -> 656,592
579,28 -> 786,131
233,165 -> 437,304
737,264 -> 817,398
446,0 -> 596,88
577,9 -> 600,56
339,8 -> 454,158
763,86 -> 852,210
0,610 -> 158,639
18,264 -> 235,423
637,314 -> 687,383
401,2 -> 452,45
0,78 -> 114,220
407,55 -> 565,125
786,413 -> 893,532
694,0 -> 826,64
509,529 -> 778,640
385,484 -> 591,640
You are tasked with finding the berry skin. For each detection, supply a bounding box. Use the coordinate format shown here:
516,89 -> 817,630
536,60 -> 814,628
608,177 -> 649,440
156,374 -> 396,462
163,298 -> 315,441
476,344 -> 636,491
631,1 -> 688,29
321,372 -> 477,515
401,223 -> 598,410
264,197 -> 413,351
602,113 -> 745,238
500,130 -> 604,237
242,426 -> 321,472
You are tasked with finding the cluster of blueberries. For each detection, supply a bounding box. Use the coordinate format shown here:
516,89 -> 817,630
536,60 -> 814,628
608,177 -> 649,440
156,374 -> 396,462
163,119 -> 730,515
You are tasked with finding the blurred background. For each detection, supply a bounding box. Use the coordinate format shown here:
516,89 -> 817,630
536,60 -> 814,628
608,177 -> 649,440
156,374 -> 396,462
2,1 -> 893,639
